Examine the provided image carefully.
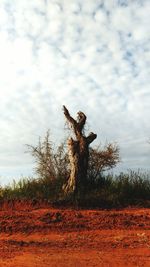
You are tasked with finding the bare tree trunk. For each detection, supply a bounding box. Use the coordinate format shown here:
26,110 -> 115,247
63,106 -> 97,196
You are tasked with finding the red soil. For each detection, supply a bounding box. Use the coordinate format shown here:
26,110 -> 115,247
0,202 -> 150,266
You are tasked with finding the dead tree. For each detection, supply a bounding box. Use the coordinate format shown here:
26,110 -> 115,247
63,105 -> 97,196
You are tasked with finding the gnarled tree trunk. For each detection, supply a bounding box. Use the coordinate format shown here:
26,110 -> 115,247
63,106 -> 97,196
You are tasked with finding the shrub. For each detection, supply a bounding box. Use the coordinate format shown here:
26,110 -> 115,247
0,171 -> 150,208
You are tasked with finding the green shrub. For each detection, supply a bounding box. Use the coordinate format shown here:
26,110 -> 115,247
1,170 -> 150,208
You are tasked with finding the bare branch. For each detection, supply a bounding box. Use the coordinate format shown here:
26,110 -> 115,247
63,105 -> 77,129
77,111 -> 86,131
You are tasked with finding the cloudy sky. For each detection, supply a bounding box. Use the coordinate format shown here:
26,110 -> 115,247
0,0 -> 150,185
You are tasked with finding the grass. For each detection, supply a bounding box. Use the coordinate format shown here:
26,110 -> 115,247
81,170 -> 150,208
0,170 -> 150,208
0,176 -> 64,201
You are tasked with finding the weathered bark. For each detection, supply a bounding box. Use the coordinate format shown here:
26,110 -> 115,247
63,106 -> 97,195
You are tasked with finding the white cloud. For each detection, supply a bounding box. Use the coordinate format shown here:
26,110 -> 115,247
0,0 -> 150,183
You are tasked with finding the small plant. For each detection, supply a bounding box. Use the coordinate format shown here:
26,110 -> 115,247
0,170 -> 150,208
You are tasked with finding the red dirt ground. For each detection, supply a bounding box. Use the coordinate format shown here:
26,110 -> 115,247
0,202 -> 150,266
